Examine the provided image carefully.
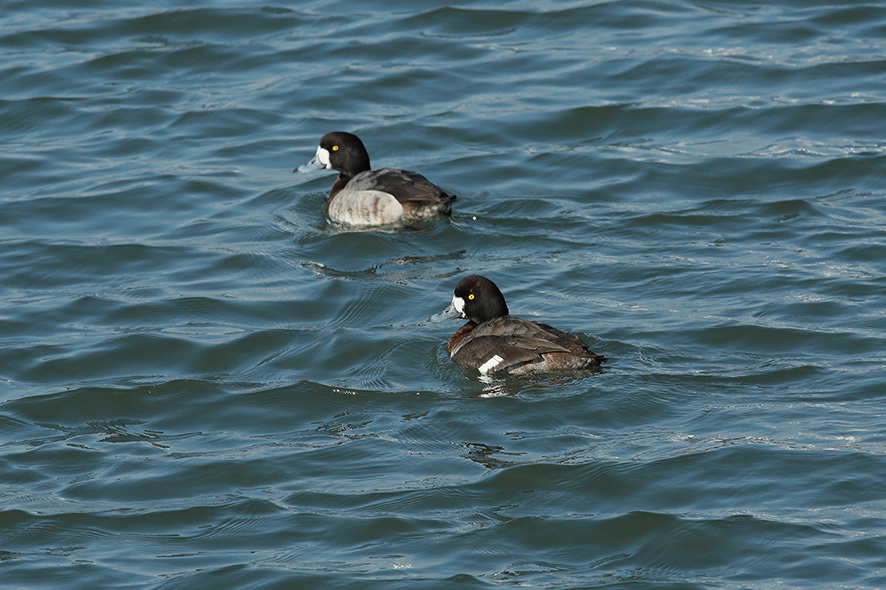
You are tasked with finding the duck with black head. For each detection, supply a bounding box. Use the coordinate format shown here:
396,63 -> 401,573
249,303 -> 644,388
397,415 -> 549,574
429,274 -> 606,376
295,131 -> 457,226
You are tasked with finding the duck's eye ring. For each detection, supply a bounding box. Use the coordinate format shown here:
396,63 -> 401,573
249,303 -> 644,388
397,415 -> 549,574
468,294 -> 475,300
332,145 -> 339,151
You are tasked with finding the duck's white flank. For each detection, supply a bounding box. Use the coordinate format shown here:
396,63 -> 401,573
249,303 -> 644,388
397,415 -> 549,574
327,189 -> 405,226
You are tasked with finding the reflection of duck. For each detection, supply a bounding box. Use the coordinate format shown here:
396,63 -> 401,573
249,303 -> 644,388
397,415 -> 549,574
430,275 -> 606,375
296,131 -> 456,226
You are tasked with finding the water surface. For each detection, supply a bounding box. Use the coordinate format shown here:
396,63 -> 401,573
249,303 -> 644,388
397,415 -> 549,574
1,1 -> 885,588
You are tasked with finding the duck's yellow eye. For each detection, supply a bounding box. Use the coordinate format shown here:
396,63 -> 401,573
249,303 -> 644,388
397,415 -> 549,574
332,145 -> 339,151
468,294 -> 475,300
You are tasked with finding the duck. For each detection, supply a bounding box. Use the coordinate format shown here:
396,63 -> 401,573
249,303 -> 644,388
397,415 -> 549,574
429,274 -> 606,375
295,131 -> 456,226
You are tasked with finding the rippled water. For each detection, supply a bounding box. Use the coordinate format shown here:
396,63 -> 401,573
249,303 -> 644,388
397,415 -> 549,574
2,1 -> 885,588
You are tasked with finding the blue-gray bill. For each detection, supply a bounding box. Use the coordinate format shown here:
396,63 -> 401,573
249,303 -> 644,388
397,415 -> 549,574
428,301 -> 462,323
294,155 -> 325,174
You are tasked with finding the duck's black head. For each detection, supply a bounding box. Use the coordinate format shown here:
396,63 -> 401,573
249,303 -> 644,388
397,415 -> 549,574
295,131 -> 371,179
430,274 -> 509,325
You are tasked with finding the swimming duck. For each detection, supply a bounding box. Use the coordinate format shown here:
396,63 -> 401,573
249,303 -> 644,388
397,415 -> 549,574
429,274 -> 606,375
295,131 -> 456,226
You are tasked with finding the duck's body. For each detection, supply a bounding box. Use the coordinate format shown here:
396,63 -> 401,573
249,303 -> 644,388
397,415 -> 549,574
327,167 -> 455,226
430,275 -> 605,375
296,131 -> 456,226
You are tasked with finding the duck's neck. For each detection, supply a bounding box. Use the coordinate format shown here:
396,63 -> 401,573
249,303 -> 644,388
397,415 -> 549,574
448,322 -> 477,354
329,174 -> 352,200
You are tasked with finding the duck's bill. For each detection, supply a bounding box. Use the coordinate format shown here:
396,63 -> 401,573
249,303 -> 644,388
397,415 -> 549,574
294,155 -> 325,174
428,301 -> 462,322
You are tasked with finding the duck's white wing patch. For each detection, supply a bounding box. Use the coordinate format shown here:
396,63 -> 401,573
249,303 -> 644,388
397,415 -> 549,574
328,190 -> 405,226
478,354 -> 504,374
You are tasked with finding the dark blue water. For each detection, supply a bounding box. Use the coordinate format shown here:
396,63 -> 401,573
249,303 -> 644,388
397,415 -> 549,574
1,1 -> 885,588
